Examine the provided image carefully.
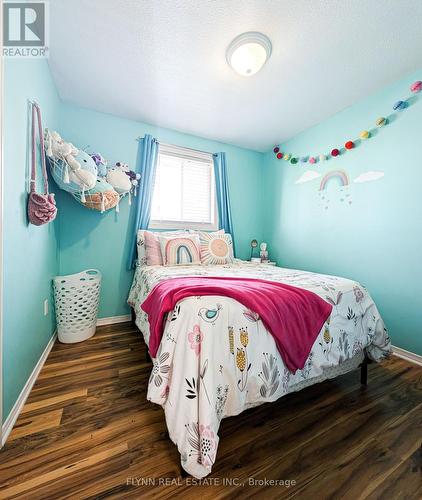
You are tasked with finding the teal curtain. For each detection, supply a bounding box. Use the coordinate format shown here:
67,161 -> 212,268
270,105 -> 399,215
128,134 -> 159,269
213,152 -> 235,254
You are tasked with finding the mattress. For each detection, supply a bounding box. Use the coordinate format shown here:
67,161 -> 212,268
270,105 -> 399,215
128,260 -> 391,478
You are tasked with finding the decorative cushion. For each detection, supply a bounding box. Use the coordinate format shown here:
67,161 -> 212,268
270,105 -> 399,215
159,234 -> 201,265
198,231 -> 234,265
136,230 -> 188,266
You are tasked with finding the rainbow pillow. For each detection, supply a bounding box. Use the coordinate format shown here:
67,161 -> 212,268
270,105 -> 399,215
198,231 -> 234,265
159,234 -> 201,266
136,229 -> 188,266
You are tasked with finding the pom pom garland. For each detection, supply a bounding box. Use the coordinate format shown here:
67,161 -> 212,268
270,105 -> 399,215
272,77 -> 420,166
393,100 -> 407,111
410,81 -> 422,93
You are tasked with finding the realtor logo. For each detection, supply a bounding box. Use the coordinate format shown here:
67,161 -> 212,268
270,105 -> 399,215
3,2 -> 48,57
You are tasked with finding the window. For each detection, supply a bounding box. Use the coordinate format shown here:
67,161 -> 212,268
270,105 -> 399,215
149,143 -> 218,231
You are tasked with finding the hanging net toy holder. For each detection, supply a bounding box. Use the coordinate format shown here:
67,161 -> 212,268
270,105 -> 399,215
44,129 -> 119,213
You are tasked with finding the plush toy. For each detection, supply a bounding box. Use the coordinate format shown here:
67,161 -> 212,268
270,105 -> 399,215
106,165 -> 132,194
45,130 -> 97,192
77,178 -> 119,212
90,153 -> 108,177
115,162 -> 141,183
104,162 -> 140,211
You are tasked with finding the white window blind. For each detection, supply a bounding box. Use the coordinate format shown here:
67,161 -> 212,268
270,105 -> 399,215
150,143 -> 218,230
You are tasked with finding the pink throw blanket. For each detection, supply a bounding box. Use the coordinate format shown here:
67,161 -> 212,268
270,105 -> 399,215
141,276 -> 332,373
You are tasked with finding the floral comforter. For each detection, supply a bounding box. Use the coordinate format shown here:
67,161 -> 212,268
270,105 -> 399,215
128,260 -> 391,478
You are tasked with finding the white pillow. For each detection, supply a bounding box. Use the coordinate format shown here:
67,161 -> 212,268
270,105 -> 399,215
159,234 -> 201,265
198,231 -> 234,265
136,229 -> 187,266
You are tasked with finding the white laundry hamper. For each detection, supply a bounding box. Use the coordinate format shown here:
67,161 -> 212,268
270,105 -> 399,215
53,269 -> 102,343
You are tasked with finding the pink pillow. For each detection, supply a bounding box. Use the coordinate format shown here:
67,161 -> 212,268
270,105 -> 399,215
144,231 -> 164,265
144,230 -> 187,265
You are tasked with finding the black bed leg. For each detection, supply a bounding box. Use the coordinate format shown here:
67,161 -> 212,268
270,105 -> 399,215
360,359 -> 368,386
180,466 -> 189,478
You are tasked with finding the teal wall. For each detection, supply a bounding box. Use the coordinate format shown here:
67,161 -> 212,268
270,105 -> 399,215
3,60 -> 60,422
2,62 -> 264,424
57,103 -> 265,318
263,69 -> 422,355
3,59 -> 421,427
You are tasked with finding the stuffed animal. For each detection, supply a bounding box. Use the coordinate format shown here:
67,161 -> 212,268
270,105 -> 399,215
106,164 -> 132,194
115,162 -> 141,194
45,130 -> 97,192
77,178 -> 119,212
90,153 -> 108,177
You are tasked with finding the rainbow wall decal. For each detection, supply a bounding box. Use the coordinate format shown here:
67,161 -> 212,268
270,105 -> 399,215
319,170 -> 349,191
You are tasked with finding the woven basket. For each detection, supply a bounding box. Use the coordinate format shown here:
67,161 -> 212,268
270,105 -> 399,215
53,269 -> 101,343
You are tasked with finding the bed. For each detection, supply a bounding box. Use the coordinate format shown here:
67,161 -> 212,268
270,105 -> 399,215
128,260 -> 391,478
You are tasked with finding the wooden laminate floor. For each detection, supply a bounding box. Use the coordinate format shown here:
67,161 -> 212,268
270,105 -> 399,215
0,323 -> 421,499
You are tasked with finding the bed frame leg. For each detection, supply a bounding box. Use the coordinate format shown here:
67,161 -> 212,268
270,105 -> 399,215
360,358 -> 368,386
131,307 -> 151,363
146,349 -> 151,363
179,466 -> 189,478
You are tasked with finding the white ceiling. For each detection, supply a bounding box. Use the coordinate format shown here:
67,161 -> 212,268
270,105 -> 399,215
49,0 -> 422,152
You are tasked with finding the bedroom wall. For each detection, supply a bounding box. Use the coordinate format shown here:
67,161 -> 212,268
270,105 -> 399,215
3,60 -> 61,422
263,69 -> 422,355
57,103 -> 265,319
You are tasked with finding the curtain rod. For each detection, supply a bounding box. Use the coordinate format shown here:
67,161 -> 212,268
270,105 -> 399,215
136,136 -> 217,157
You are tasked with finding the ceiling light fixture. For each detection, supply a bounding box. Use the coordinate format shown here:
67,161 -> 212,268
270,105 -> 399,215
226,32 -> 272,77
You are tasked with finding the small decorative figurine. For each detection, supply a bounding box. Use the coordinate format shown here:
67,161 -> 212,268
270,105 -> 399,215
260,242 -> 269,263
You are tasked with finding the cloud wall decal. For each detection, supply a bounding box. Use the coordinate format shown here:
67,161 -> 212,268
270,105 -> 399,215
353,171 -> 385,183
296,170 -> 321,184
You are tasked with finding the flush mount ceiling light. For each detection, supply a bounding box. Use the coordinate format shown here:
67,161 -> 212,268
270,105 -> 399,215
226,32 -> 272,77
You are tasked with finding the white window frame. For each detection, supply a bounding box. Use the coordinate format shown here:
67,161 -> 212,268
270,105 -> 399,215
149,143 -> 219,231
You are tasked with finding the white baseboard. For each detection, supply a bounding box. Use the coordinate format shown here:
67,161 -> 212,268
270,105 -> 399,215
392,345 -> 422,366
1,315 -> 132,447
1,332 -> 57,447
96,314 -> 132,326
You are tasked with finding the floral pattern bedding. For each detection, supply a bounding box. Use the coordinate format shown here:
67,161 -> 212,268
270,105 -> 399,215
128,260 -> 391,478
